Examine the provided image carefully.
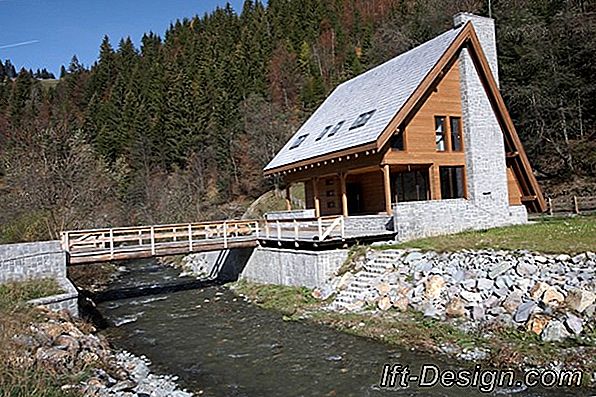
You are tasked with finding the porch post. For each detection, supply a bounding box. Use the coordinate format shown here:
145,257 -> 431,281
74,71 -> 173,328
313,177 -> 321,218
430,164 -> 441,200
383,164 -> 392,215
285,185 -> 292,211
340,172 -> 348,217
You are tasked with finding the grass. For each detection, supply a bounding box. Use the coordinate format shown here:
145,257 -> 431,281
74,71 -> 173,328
0,279 -> 62,311
376,215 -> 596,254
232,281 -> 596,384
0,279 -> 77,397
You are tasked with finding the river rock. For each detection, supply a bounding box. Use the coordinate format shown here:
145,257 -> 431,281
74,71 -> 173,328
542,287 -> 565,306
425,275 -> 445,299
477,278 -> 494,291
513,301 -> 537,323
460,290 -> 482,303
565,289 -> 596,313
488,262 -> 513,279
516,262 -> 538,277
526,314 -> 550,335
446,297 -> 466,318
564,313 -> 583,335
392,296 -> 409,312
377,296 -> 392,311
541,320 -> 570,342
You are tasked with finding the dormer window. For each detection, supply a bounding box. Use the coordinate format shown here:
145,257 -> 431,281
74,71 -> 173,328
289,134 -> 308,149
350,110 -> 376,130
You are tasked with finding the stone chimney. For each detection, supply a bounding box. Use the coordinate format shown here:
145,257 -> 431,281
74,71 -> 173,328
454,13 -> 499,86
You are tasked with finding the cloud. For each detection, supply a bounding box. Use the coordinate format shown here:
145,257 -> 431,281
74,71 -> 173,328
0,40 -> 40,50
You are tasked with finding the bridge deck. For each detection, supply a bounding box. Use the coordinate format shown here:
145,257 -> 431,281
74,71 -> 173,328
63,216 -> 366,264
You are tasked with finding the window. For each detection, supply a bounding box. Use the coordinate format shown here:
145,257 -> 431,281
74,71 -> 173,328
450,117 -> 462,151
350,109 -> 376,130
435,116 -> 446,151
327,120 -> 345,137
289,134 -> 308,149
440,166 -> 465,199
315,126 -> 332,141
391,129 -> 404,150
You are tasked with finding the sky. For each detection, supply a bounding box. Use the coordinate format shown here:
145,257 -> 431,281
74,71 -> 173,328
0,0 -> 244,76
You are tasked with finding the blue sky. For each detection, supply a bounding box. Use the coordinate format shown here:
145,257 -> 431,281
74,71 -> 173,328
0,0 -> 244,76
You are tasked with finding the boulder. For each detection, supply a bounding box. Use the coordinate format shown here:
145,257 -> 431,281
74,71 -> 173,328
564,313 -> 583,335
529,281 -> 550,301
541,320 -> 570,342
376,282 -> 391,295
516,262 -> 538,277
405,251 -> 424,263
425,275 -> 445,299
488,262 -> 513,279
446,297 -> 466,318
460,290 -> 482,303
502,290 -> 524,314
377,296 -> 392,311
471,305 -> 485,321
526,314 -> 550,335
392,296 -> 409,312
565,289 -> 596,313
542,287 -> 565,306
477,278 -> 494,291
513,301 -> 537,323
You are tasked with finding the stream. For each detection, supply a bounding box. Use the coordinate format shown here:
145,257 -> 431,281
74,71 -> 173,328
95,260 -> 582,397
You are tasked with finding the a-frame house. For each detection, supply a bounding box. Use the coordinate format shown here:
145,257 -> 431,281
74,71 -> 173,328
264,13 -> 545,240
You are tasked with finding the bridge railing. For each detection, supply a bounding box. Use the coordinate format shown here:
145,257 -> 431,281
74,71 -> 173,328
261,215 -> 345,241
61,219 -> 260,261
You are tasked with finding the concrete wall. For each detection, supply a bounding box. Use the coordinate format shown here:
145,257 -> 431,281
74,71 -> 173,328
0,241 -> 78,316
240,247 -> 348,288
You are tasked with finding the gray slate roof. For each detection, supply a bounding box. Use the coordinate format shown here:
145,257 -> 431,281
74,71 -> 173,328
264,25 -> 464,172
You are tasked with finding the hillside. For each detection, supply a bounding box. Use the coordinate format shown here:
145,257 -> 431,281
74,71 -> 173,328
0,0 -> 594,242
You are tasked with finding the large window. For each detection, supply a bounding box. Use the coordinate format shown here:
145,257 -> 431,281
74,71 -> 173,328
440,166 -> 465,199
435,116 -> 446,151
450,117 -> 462,151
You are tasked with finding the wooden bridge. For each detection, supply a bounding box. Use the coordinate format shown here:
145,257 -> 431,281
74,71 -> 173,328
61,216 -> 351,265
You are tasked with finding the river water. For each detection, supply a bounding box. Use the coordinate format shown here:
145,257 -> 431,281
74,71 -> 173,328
95,260 -> 582,397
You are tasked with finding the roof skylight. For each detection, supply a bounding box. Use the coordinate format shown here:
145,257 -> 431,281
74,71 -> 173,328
350,109 -> 376,130
327,120 -> 345,137
289,134 -> 308,149
315,126 -> 332,141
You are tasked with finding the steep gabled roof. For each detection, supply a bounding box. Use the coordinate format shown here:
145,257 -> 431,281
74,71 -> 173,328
263,22 -> 545,212
264,25 -> 465,172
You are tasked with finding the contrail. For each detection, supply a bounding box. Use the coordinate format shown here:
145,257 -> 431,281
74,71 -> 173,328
0,40 -> 40,49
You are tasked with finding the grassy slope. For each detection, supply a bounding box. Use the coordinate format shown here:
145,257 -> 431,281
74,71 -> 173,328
378,215 -> 596,254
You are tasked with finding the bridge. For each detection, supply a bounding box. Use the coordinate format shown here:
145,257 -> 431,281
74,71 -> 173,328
61,216 -> 374,265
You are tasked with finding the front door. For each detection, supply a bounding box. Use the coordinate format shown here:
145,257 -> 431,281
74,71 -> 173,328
347,182 -> 363,215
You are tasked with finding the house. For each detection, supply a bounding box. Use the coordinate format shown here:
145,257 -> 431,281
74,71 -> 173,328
263,13 -> 545,241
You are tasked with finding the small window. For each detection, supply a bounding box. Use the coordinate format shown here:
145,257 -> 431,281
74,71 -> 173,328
435,116 -> 446,151
440,166 -> 465,199
327,120 -> 345,137
450,117 -> 462,151
391,130 -> 404,150
289,134 -> 308,149
350,109 -> 376,130
316,125 -> 332,141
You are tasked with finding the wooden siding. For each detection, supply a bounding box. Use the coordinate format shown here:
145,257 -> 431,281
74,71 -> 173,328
507,166 -> 522,205
346,171 -> 386,214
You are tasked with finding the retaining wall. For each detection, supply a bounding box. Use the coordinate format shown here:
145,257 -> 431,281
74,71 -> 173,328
0,241 -> 78,316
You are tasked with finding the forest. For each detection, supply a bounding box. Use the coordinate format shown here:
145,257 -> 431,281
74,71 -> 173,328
0,0 -> 594,242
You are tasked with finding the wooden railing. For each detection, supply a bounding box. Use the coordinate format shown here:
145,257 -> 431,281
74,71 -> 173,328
261,215 -> 345,241
62,219 -> 260,264
61,215 -> 346,264
546,195 -> 596,216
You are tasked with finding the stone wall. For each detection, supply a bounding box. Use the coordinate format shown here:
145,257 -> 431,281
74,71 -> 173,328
344,215 -> 394,233
265,209 -> 316,220
0,241 -> 78,316
393,200 -> 527,241
240,247 -> 348,288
